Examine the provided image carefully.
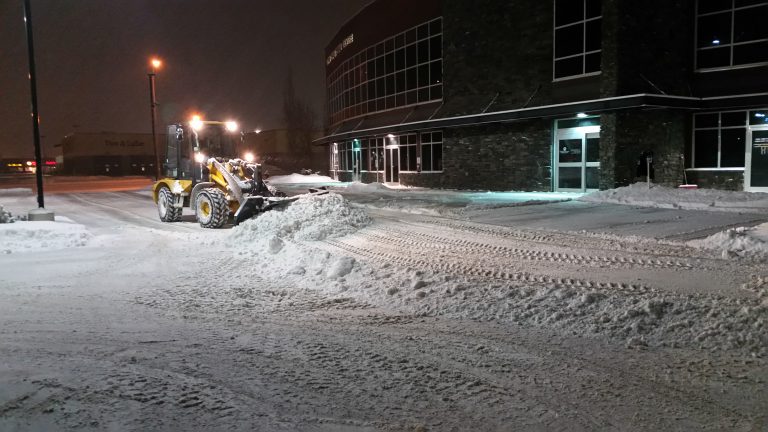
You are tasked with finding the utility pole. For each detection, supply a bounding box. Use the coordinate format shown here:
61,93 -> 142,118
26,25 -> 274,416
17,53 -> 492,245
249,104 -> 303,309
23,0 -> 54,221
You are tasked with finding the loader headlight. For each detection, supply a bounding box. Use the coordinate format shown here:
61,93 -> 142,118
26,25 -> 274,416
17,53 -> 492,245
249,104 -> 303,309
225,121 -> 238,132
244,152 -> 255,163
190,115 -> 204,131
194,152 -> 207,164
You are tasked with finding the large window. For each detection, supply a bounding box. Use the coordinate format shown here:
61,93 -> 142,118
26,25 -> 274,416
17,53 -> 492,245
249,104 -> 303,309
692,110 -> 757,168
696,0 -> 768,70
420,131 -> 443,172
553,0 -> 602,80
327,18 -> 443,126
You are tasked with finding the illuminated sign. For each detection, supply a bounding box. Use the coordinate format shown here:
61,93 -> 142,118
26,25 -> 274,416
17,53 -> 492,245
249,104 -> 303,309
6,163 -> 22,167
326,34 -> 354,66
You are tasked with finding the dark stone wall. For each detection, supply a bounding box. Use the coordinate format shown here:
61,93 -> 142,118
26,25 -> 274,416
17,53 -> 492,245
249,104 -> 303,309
600,111 -> 689,188
404,121 -> 552,191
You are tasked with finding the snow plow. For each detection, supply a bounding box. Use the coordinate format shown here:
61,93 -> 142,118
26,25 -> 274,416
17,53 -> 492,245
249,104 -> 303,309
152,116 -> 327,228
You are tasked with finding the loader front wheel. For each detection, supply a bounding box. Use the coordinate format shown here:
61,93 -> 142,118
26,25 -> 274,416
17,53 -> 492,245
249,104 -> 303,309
157,186 -> 182,222
195,188 -> 229,228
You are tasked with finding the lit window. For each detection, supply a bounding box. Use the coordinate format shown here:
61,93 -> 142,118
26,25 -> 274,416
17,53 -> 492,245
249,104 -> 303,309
553,0 -> 602,80
696,0 -> 768,70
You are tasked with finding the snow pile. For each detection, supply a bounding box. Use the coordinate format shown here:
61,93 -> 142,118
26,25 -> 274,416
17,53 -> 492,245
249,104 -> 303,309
231,193 -> 371,242
0,188 -> 33,197
581,183 -> 768,213
267,173 -> 339,184
0,220 -> 91,254
689,224 -> 768,261
0,205 -> 26,223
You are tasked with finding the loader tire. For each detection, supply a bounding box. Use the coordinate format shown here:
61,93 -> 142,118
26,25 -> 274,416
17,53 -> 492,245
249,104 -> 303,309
157,186 -> 182,222
195,188 -> 229,228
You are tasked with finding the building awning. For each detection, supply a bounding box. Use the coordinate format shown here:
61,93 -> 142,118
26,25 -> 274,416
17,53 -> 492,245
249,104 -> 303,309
314,92 -> 768,144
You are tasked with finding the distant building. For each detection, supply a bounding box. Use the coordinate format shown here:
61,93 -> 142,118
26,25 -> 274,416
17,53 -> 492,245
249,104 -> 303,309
241,129 -> 327,173
0,158 -> 57,174
56,132 -> 164,176
318,0 -> 768,192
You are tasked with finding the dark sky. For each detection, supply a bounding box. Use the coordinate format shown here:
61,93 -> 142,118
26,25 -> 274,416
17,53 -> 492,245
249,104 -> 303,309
0,0 -> 369,158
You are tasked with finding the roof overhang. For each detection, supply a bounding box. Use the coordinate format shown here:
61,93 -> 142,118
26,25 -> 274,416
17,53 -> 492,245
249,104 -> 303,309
314,92 -> 768,144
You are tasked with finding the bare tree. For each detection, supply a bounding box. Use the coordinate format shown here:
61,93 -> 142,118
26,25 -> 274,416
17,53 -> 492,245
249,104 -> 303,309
282,71 -> 317,169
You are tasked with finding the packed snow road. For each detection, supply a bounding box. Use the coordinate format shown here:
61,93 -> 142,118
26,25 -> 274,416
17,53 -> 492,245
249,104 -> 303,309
1,186 -> 767,431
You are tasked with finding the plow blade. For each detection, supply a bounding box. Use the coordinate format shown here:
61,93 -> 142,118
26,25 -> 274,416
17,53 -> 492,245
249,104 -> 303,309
234,188 -> 331,226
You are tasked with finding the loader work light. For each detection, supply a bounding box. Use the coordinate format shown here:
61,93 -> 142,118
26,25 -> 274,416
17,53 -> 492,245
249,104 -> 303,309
225,121 -> 238,132
190,115 -> 204,131
244,152 -> 255,162
194,152 -> 207,163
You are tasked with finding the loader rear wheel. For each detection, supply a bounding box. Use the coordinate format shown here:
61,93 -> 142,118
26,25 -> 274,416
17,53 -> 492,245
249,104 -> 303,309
157,186 -> 182,222
195,188 -> 229,228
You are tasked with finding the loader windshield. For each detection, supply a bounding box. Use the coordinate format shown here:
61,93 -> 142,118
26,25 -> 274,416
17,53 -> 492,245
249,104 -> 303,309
194,125 -> 237,159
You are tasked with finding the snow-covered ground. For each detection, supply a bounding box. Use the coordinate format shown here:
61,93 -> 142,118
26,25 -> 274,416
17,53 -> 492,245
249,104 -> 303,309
1,180 -> 767,431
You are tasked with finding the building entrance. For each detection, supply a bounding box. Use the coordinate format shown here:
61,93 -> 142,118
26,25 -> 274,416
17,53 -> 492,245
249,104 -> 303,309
746,126 -> 768,192
554,118 -> 600,192
384,146 -> 399,183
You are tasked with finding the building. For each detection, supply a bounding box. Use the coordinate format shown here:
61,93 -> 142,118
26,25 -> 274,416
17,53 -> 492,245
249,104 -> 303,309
56,132 -> 164,176
241,129 -> 327,174
318,0 -> 768,192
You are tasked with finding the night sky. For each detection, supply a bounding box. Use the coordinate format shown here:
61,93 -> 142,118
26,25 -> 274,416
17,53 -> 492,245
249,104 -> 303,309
0,0 -> 369,158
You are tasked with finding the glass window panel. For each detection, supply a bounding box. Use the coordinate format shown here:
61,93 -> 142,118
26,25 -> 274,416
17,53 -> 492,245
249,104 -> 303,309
367,81 -> 376,99
586,0 -> 602,18
430,36 -> 442,60
386,75 -> 395,96
418,64 -> 430,87
694,129 -> 719,167
733,41 -> 768,65
385,53 -> 395,74
749,110 -> 768,124
585,19 -> 602,52
695,113 -> 719,128
406,67 -> 417,90
430,19 -> 442,34
697,46 -> 731,68
376,98 -> 384,111
406,28 -> 417,44
399,146 -> 407,169
375,42 -> 385,56
386,95 -> 396,109
422,144 -> 432,171
555,24 -> 584,58
555,0 -> 584,27
699,0 -> 734,13
586,137 -> 600,162
585,167 -> 600,189
734,6 -> 768,42
376,57 -> 385,77
408,145 -> 418,171
430,60 -> 442,84
555,56 -> 584,78
433,132 -> 442,142
559,139 -> 583,163
418,87 -> 430,102
366,60 -> 375,80
395,48 -> 405,70
368,100 -> 376,112
396,93 -> 406,106
407,90 -> 417,105
431,84 -> 443,100
558,167 -> 582,189
394,34 -> 405,49
721,111 -> 747,127
720,128 -> 746,167
417,24 -> 429,40
385,38 -> 394,52
395,71 -> 405,93
406,44 -> 417,67
376,78 -> 385,96
434,142 -> 443,171
418,40 -> 430,64
585,52 -> 601,73
697,12 -> 732,48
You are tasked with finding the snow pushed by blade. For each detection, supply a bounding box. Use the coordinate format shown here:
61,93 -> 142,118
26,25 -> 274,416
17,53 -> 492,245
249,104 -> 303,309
690,224 -> 768,262
581,183 -> 768,213
0,220 -> 91,254
267,173 -> 340,184
231,192 -> 371,242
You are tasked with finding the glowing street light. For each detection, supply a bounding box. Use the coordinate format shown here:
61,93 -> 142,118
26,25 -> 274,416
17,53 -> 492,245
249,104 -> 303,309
190,114 -> 204,131
225,120 -> 239,132
148,56 -> 163,179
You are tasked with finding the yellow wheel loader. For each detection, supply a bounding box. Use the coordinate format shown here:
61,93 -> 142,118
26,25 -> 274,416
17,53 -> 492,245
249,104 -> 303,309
152,118 -> 325,228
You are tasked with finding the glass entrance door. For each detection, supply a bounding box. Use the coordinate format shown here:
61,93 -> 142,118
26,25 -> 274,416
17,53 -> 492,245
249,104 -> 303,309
352,149 -> 362,182
384,147 -> 399,183
746,127 -> 768,192
555,125 -> 600,191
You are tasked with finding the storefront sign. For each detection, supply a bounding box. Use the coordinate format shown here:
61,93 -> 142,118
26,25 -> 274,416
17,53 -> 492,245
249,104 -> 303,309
326,34 -> 354,66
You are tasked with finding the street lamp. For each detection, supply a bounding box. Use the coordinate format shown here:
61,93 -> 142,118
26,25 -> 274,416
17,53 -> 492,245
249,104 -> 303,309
148,57 -> 162,180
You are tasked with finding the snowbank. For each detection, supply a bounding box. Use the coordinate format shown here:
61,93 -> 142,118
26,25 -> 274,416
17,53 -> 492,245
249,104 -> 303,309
689,223 -> 768,261
0,188 -> 33,197
0,219 -> 91,254
230,193 -> 371,242
581,183 -> 768,213
267,173 -> 339,184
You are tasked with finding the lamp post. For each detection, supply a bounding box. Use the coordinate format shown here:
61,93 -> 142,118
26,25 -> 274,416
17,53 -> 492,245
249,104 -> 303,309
148,57 -> 162,180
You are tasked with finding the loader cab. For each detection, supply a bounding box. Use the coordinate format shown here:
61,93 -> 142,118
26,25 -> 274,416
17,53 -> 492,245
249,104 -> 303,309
163,121 -> 240,181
